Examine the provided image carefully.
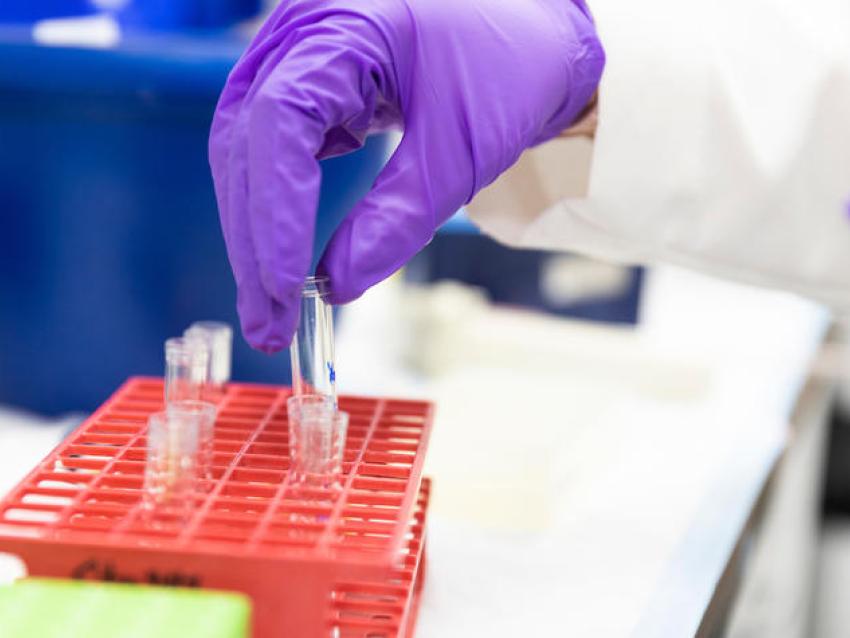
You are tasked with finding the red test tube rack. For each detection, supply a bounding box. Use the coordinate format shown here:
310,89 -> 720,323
0,377 -> 434,638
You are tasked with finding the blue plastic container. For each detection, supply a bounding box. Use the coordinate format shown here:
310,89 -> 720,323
0,1 -> 95,22
407,233 -> 643,325
0,28 -> 387,415
116,0 -> 261,30
0,1 -> 259,29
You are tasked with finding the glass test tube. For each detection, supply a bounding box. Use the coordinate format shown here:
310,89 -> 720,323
167,400 -> 217,486
164,336 -> 210,404
287,395 -> 348,493
184,321 -> 233,393
290,276 -> 337,407
144,410 -> 200,521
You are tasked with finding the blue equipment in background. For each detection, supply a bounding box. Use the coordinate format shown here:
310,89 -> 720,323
407,232 -> 643,325
0,0 -> 260,30
0,25 -> 387,415
115,0 -> 262,30
0,1 -> 95,23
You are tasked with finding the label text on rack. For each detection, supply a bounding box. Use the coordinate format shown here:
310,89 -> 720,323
71,558 -> 202,587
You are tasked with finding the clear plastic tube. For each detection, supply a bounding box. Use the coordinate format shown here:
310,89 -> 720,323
286,395 -> 347,493
184,321 -> 233,391
164,336 -> 210,404
143,410 -> 200,521
290,276 -> 336,406
167,400 -> 217,487
326,411 -> 348,489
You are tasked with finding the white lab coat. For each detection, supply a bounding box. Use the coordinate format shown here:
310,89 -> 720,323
467,0 -> 850,309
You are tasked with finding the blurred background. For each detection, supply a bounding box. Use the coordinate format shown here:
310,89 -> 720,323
0,2 -> 848,637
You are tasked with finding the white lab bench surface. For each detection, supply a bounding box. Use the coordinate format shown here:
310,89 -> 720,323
0,267 -> 832,637
0,411 -> 72,500
0,410 -> 75,584
335,266 -> 832,637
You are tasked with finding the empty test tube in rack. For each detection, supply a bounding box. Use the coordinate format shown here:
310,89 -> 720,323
184,321 -> 233,394
143,410 -> 200,521
164,336 -> 210,404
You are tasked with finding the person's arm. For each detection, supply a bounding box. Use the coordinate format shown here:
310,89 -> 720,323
468,0 -> 850,309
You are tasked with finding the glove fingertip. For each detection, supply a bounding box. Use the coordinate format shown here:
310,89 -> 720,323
236,281 -> 299,354
318,213 -> 429,306
317,219 -> 368,305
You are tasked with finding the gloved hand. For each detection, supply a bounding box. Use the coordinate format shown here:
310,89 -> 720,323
209,0 -> 605,353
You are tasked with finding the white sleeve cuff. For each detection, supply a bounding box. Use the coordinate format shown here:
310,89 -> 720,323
469,0 -> 850,309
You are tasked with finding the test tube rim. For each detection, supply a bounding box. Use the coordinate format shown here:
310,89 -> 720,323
164,335 -> 211,363
185,320 -> 233,336
301,275 -> 330,299
146,410 -> 201,448
287,393 -> 335,421
166,399 -> 217,419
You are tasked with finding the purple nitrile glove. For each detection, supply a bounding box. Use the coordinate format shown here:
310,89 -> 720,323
209,0 -> 605,353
